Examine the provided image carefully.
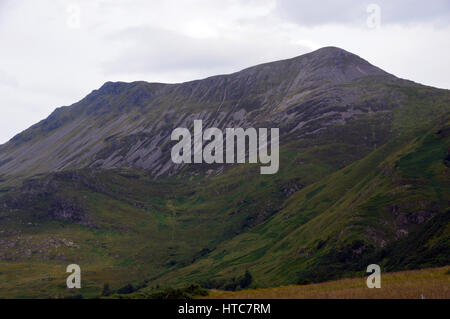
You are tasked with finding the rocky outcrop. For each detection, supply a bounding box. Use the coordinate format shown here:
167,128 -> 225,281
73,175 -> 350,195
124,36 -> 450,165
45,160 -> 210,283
48,196 -> 89,225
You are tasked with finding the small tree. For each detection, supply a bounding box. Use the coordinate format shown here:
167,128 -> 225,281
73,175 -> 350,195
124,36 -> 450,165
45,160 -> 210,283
102,283 -> 112,297
239,270 -> 253,289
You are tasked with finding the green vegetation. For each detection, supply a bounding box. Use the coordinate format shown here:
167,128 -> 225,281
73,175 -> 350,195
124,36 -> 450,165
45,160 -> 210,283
0,113 -> 449,298
112,284 -> 208,299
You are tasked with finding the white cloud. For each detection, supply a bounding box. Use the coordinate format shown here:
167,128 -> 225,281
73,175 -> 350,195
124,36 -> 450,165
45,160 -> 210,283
0,0 -> 449,144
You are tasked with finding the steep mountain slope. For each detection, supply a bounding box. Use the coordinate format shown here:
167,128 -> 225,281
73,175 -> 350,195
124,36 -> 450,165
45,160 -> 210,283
0,47 -> 449,298
148,118 -> 449,290
0,47 -> 396,183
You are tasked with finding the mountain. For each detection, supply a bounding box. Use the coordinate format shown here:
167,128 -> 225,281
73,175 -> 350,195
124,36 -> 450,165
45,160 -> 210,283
0,47 -> 448,298
0,47 -> 393,181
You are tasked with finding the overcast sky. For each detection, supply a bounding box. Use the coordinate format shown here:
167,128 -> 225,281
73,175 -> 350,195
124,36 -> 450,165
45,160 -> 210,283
1,0 -> 449,144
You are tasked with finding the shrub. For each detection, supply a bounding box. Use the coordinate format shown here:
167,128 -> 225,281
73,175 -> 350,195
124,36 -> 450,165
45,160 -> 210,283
147,284 -> 208,299
102,283 -> 112,297
117,283 -> 135,294
240,270 -> 253,289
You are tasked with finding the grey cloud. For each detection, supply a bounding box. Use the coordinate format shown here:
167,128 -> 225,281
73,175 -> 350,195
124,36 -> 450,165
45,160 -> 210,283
276,0 -> 450,27
103,27 -> 238,74
0,0 -> 13,21
276,0 -> 365,26
0,69 -> 19,88
102,26 -> 309,77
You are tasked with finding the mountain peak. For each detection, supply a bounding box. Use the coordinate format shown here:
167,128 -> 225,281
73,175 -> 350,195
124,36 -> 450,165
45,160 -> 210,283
231,46 -> 393,96
310,46 -> 350,54
297,46 -> 392,82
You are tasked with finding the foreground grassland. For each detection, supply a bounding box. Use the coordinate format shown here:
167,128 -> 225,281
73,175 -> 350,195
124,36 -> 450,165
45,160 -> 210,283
205,267 -> 450,299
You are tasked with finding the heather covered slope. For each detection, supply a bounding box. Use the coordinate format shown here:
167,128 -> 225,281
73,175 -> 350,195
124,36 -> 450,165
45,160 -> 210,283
0,47 -> 449,298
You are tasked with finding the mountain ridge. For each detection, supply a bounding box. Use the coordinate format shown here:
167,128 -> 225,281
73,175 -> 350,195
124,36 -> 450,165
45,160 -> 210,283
3,47 -> 392,145
0,47 -> 411,183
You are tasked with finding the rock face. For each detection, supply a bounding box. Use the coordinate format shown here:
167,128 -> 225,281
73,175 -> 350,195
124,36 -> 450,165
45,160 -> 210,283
0,47 -> 401,181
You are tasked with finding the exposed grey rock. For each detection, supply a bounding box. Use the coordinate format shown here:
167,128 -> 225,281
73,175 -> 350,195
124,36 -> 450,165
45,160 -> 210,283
0,47 -> 406,182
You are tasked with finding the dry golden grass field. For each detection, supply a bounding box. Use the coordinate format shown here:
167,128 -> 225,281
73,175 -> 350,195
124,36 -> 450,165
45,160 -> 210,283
205,266 -> 450,299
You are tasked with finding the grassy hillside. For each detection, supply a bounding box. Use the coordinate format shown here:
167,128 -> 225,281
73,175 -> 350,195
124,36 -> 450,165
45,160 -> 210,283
205,266 -> 450,299
138,117 -> 449,291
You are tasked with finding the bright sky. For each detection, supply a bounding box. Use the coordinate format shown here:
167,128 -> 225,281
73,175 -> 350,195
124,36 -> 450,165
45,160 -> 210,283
1,0 -> 449,144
